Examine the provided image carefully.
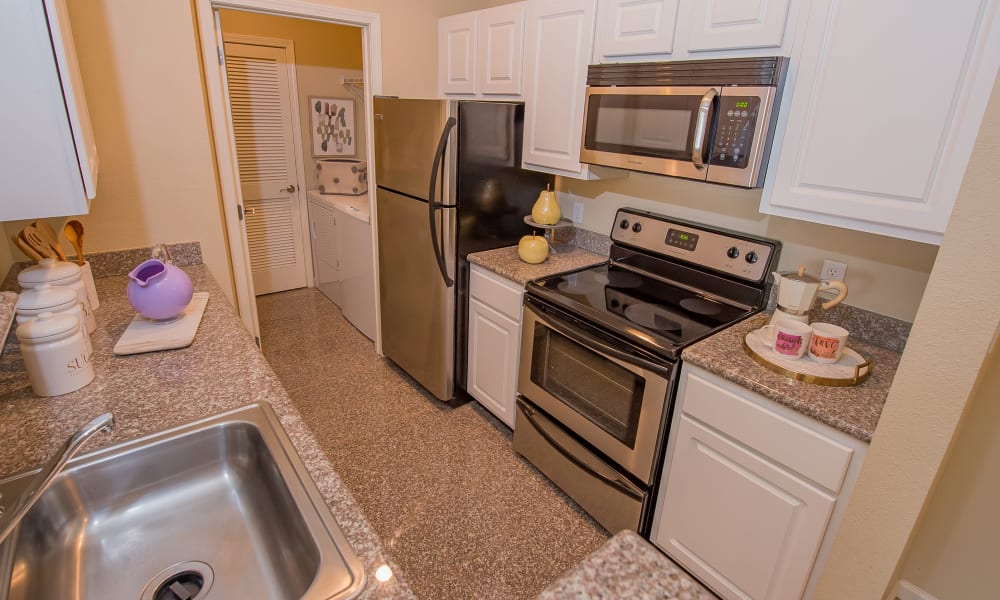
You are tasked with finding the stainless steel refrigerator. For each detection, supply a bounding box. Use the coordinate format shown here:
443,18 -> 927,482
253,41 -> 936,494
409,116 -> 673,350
373,99 -> 553,402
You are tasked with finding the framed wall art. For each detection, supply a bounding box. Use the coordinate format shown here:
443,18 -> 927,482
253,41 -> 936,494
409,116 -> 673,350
309,96 -> 355,157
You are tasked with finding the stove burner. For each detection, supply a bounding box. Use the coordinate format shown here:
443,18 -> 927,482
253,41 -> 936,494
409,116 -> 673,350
679,296 -> 723,316
623,303 -> 683,333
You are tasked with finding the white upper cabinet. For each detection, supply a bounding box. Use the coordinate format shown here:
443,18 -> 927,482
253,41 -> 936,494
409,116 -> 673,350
592,0 -> 794,62
1,0 -> 98,221
439,12 -> 478,95
522,0 -> 603,178
760,0 -> 1000,244
439,3 -> 526,98
685,0 -> 791,52
593,0 -> 680,61
478,3 -> 526,96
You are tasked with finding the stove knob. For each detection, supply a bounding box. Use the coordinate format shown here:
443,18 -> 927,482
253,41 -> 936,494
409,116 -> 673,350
619,219 -> 630,229
745,251 -> 759,264
632,222 -> 642,233
726,246 -> 740,259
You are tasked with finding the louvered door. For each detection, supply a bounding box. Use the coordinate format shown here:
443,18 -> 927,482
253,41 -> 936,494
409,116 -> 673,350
224,42 -> 307,295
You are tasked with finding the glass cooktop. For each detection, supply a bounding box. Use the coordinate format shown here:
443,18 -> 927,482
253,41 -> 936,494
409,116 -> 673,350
527,262 -> 754,360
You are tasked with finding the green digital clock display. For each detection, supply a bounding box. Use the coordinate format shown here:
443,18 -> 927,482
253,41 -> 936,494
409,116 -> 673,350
735,100 -> 749,109
666,228 -> 699,250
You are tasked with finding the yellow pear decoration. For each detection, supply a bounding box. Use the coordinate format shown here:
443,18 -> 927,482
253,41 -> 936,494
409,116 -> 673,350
531,184 -> 561,225
518,234 -> 549,264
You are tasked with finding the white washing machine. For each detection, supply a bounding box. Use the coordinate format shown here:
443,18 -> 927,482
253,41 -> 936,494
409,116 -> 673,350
307,190 -> 376,341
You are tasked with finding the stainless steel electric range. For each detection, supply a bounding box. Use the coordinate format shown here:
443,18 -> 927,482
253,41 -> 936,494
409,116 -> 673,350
514,207 -> 781,535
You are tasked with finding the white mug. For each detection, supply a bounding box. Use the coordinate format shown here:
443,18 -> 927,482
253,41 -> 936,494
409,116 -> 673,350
808,322 -> 849,363
762,318 -> 813,360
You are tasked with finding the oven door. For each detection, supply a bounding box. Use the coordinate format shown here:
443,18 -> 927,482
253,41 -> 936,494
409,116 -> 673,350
580,85 -> 718,181
518,299 -> 673,484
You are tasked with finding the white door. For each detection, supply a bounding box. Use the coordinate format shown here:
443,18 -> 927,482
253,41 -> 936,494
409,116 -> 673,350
521,0 -> 598,176
467,297 -> 520,427
224,41 -> 308,295
593,0 -> 679,61
477,3 -> 526,96
438,11 -> 478,95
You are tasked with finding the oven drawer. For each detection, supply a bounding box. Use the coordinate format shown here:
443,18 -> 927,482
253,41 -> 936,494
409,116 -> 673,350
681,370 -> 854,493
470,265 -> 523,321
514,398 -> 646,534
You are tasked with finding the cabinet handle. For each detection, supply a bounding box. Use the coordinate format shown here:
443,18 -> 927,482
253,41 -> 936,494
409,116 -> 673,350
692,88 -> 718,170
283,185 -> 296,193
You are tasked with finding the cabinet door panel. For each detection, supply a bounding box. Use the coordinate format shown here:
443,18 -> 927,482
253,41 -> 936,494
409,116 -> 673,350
439,12 -> 478,95
594,0 -> 679,60
686,0 -> 790,51
478,3 -> 525,95
468,298 -> 520,427
522,0 -> 597,174
654,415 -> 835,600
761,0 -> 1000,243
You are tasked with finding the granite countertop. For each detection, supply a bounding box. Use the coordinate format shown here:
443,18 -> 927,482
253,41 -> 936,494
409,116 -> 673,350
467,245 -> 606,286
0,265 -> 414,599
682,315 -> 902,442
537,530 -> 717,599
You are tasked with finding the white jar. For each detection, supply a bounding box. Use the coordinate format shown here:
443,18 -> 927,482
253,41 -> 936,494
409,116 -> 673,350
15,284 -> 93,355
18,258 -> 95,333
17,312 -> 95,397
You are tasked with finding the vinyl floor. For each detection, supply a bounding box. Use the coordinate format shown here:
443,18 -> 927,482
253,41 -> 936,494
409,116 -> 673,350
257,288 -> 609,600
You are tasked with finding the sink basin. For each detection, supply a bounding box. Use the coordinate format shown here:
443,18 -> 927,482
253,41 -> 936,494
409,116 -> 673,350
0,403 -> 366,600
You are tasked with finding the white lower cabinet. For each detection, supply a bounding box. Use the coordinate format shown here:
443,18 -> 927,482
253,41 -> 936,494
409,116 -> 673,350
652,364 -> 868,600
467,265 -> 524,428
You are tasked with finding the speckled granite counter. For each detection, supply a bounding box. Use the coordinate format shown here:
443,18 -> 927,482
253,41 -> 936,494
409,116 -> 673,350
0,265 -> 414,599
537,530 -> 716,599
682,315 -> 902,442
467,245 -> 606,286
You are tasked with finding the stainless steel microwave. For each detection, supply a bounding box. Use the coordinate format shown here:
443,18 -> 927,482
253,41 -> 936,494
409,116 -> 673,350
580,57 -> 789,188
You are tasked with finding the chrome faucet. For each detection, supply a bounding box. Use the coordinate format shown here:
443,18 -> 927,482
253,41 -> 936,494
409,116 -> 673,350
0,412 -> 114,544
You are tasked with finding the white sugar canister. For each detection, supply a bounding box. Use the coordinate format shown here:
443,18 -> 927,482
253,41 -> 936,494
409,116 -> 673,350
18,258 -> 95,333
15,284 -> 93,355
17,312 -> 95,397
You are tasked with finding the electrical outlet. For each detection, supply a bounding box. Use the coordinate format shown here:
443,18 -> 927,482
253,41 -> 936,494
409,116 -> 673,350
572,201 -> 584,223
821,259 -> 848,281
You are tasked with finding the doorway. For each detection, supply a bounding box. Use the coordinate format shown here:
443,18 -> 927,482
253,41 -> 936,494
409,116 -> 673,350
194,0 -> 383,348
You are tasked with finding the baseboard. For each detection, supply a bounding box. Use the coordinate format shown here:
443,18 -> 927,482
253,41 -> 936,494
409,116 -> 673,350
894,580 -> 940,600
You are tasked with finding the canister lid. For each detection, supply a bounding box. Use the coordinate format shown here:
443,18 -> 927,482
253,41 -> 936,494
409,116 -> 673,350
18,258 -> 82,287
16,311 -> 79,342
15,284 -> 78,313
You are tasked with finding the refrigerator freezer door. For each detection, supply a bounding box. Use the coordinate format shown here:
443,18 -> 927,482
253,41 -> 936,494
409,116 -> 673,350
376,187 -> 455,401
373,98 -> 453,201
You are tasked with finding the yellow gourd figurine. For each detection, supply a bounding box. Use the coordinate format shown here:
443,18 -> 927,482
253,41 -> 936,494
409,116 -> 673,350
531,184 -> 561,225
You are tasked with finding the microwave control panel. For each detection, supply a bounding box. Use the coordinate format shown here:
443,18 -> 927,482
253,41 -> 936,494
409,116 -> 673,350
710,96 -> 760,169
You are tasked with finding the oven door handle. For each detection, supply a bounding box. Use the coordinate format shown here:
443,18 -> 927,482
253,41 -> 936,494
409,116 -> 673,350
518,400 -> 644,500
526,302 -> 673,379
692,87 -> 718,170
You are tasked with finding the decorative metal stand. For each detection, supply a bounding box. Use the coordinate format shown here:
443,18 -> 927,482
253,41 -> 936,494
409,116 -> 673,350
523,216 -> 574,253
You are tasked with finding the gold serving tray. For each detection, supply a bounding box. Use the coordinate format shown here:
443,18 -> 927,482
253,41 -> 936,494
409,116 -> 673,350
742,320 -> 872,387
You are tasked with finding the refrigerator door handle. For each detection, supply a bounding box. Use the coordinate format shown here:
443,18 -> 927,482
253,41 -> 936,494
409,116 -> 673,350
428,116 -> 457,287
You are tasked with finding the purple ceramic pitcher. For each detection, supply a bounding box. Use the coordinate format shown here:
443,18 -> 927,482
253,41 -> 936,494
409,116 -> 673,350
127,259 -> 193,320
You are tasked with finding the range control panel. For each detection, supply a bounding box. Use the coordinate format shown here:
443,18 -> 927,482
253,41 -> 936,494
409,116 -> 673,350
610,208 -> 779,283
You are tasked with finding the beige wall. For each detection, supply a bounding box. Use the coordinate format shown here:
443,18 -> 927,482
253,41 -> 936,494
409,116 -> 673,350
3,0 -> 235,302
811,74 -> 1000,600
218,10 -> 366,191
559,171 -> 938,323
896,329 -> 1000,599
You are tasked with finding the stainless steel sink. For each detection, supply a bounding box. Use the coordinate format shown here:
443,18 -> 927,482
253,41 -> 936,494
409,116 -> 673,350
0,403 -> 366,600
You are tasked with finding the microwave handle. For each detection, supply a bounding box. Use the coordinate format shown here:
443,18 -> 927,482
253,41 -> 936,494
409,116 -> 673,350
692,87 -> 718,170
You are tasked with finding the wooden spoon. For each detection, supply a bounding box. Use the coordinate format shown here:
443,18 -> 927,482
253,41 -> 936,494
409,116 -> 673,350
12,234 -> 42,262
20,226 -> 55,260
32,220 -> 67,261
63,220 -> 86,266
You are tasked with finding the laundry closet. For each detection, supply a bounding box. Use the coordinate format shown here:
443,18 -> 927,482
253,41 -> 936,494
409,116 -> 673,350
218,9 -> 375,340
